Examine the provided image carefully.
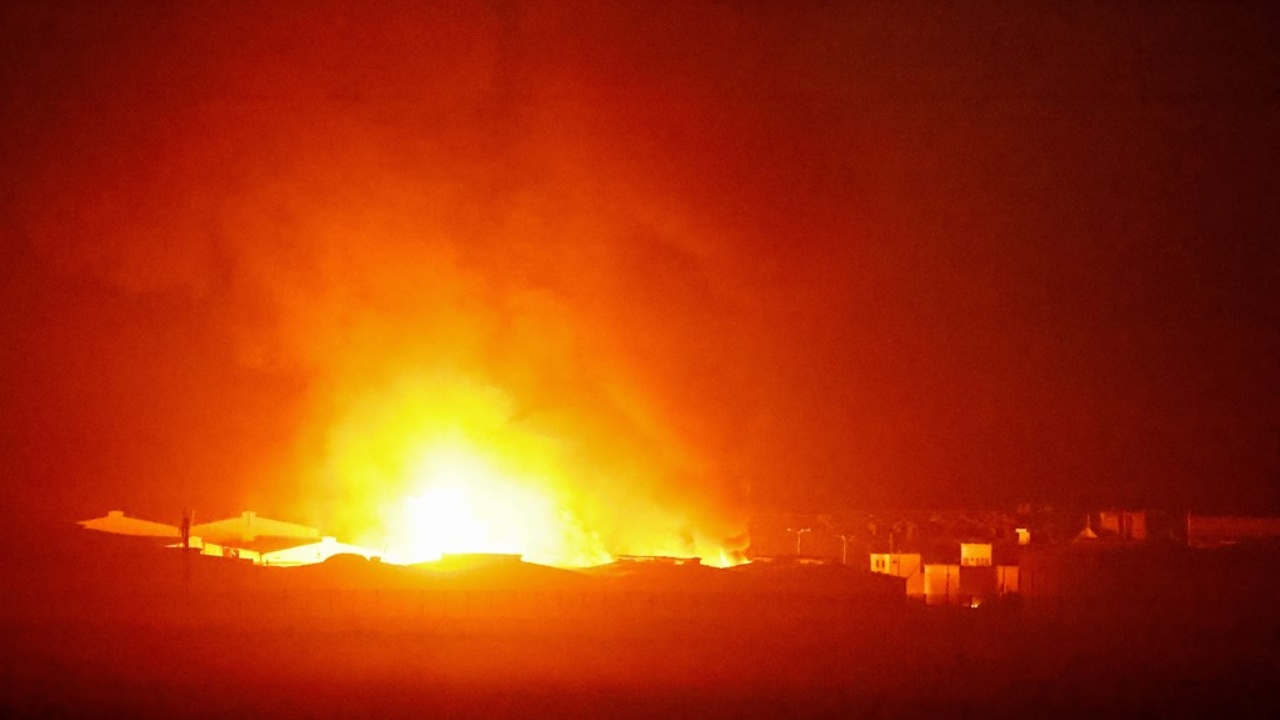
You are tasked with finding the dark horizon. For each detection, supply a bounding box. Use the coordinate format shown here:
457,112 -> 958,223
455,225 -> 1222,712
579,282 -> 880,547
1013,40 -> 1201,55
2,0 -> 1277,542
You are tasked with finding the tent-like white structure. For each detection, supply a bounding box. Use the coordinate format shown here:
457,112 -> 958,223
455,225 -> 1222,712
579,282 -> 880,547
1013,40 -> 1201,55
191,511 -> 320,545
77,510 -> 180,538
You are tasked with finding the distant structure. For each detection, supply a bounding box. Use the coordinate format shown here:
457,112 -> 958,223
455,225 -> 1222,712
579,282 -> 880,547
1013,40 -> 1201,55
1099,510 -> 1147,541
615,555 -> 703,566
191,510 -> 320,548
78,510 -> 181,539
1186,514 -> 1280,548
869,552 -> 923,598
1071,513 -> 1100,542
870,541 -> 1018,606
741,505 -> 1280,611
960,542 -> 993,567
261,536 -> 381,566
77,509 -> 332,565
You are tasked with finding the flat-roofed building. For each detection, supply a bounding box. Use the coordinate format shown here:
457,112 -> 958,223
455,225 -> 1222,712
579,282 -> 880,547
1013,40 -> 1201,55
960,542 -> 992,567
869,552 -> 924,598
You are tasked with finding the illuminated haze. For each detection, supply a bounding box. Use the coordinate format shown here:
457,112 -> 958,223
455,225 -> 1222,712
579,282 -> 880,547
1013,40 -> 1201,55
4,2 -> 764,558
2,2 -> 1276,540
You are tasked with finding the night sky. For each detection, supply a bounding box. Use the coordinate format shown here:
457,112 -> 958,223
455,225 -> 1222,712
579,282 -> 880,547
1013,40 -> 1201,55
1,0 -> 1276,532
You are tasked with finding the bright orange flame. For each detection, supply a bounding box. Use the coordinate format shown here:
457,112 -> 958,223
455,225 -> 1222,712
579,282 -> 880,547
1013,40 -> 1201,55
381,434 -> 610,566
325,373 -> 746,568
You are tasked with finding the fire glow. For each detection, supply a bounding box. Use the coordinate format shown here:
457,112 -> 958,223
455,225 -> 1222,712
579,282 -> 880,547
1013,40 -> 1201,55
384,434 -> 610,567
325,374 -> 745,568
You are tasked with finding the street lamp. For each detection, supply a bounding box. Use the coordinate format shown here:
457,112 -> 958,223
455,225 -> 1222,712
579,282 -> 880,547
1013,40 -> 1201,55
787,527 -> 811,556
837,533 -> 853,565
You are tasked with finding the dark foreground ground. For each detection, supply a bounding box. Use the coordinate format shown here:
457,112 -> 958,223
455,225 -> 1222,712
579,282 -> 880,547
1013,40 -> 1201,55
3,534 -> 1278,719
3,602 -> 1277,720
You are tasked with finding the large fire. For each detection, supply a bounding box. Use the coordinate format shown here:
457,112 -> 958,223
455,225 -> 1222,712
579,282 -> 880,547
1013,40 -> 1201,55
325,374 -> 745,568
381,434 -> 610,566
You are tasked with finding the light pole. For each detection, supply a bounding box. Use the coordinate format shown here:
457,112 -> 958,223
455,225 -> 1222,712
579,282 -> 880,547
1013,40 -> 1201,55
787,527 -> 811,556
837,534 -> 852,565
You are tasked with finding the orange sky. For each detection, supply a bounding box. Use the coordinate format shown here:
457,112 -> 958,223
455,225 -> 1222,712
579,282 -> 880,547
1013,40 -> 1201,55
2,1 -> 1276,535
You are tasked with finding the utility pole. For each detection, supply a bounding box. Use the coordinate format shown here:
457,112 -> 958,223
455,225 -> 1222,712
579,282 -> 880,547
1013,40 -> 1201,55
180,509 -> 194,594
